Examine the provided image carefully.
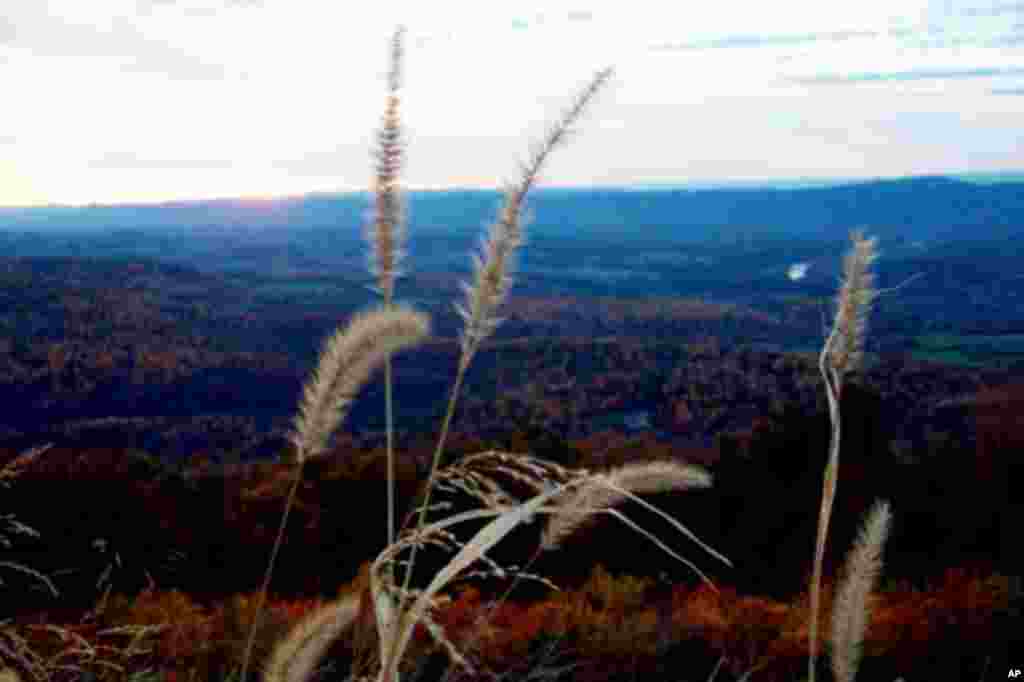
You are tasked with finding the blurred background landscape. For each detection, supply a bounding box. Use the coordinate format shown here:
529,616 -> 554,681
1,176 -> 1018,616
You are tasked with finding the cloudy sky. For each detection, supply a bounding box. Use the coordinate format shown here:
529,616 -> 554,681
1,0 -> 1021,206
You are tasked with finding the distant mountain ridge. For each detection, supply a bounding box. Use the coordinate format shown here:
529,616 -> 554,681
2,174 -> 1022,245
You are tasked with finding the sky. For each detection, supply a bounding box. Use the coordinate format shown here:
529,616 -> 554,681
0,0 -> 1021,206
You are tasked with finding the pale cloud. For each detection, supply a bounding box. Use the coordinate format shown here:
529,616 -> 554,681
960,2 -> 1024,16
0,0 -> 1020,206
651,30 -> 880,51
792,65 -> 1024,84
567,10 -> 594,22
136,0 -> 264,10
0,17 -> 16,44
1,4 -> 232,80
88,151 -> 237,170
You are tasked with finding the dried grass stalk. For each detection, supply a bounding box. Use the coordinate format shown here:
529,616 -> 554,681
827,229 -> 879,378
262,593 -> 362,682
541,460 -> 710,552
809,229 -> 880,682
365,25 -> 409,563
374,483 -> 570,682
400,67 -> 615,615
454,68 -> 614,369
366,25 -> 407,303
291,306 -> 429,462
830,500 -> 891,682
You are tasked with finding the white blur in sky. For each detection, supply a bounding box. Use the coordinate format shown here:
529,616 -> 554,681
0,0 -> 1021,206
787,263 -> 812,281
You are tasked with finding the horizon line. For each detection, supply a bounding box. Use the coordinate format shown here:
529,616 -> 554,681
3,169 -> 1022,211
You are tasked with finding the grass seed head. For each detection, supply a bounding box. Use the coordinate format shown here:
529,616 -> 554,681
830,500 -> 892,682
291,306 -> 429,462
828,229 -> 879,377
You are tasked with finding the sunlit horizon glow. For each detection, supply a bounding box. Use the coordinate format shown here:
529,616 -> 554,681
1,0 -> 1021,207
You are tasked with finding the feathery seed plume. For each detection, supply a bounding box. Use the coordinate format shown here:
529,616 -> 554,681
291,305 -> 429,462
810,230 -> 880,682
827,229 -> 878,378
541,460 -> 710,551
262,593 -> 362,682
366,26 -> 407,302
830,500 -> 892,682
455,68 -> 613,368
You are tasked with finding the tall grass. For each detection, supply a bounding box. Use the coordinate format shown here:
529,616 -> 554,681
809,230 -> 880,682
367,26 -> 408,557
243,28 -> 900,682
1,444 -> 55,682
0,444 -> 56,599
